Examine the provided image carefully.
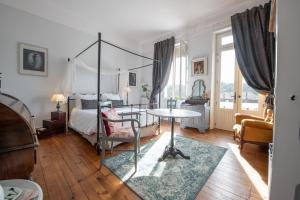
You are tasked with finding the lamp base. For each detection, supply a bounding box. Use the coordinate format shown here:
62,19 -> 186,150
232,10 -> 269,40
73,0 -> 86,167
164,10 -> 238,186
56,102 -> 61,112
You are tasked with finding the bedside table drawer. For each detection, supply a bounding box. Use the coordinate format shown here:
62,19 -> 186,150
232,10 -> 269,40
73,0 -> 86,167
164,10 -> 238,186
51,112 -> 66,121
43,120 -> 64,128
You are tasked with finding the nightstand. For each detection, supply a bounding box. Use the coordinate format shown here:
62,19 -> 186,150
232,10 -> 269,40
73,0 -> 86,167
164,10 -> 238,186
37,111 -> 66,138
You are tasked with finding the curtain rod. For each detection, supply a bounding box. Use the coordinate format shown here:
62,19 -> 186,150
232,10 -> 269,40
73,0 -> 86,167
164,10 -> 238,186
68,39 -> 159,62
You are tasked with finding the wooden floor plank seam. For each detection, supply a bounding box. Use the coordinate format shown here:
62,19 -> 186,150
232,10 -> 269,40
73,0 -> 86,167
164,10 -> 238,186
32,123 -> 268,200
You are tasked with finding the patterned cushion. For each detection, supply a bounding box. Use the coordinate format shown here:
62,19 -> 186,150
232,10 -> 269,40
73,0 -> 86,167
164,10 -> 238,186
110,127 -> 135,139
102,109 -> 122,136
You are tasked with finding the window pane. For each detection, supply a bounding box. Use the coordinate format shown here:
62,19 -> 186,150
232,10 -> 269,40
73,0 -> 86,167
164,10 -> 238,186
174,57 -> 181,98
180,56 -> 187,98
241,78 -> 259,111
219,49 -> 235,109
222,35 -> 233,46
164,62 -> 174,98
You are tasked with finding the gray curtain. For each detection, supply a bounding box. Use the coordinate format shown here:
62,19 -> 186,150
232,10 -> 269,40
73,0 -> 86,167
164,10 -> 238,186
231,2 -> 275,107
149,37 -> 175,107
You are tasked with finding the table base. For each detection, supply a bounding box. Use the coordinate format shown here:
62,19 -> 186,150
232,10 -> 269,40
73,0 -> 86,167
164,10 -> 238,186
158,145 -> 190,161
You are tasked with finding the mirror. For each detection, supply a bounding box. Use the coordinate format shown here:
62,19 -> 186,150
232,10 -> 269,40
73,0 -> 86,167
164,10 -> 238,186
191,79 -> 206,98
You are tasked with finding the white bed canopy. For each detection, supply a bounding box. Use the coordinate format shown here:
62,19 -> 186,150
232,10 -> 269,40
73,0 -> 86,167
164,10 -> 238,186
62,58 -> 129,96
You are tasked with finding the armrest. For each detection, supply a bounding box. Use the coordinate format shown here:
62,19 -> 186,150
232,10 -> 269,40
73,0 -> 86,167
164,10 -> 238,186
235,113 -> 264,124
102,117 -> 141,137
241,119 -> 273,130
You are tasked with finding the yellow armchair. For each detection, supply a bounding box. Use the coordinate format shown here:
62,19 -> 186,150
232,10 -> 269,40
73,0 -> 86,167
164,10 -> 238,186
233,110 -> 273,149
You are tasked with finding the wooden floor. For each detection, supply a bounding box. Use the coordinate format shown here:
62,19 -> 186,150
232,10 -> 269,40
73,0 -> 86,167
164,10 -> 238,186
32,122 -> 269,200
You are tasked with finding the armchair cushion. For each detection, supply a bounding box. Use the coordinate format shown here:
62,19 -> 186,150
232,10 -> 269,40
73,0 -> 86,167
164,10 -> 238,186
241,119 -> 273,130
235,113 -> 264,124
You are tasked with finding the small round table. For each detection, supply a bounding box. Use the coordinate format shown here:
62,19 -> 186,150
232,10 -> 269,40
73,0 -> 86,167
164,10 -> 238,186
147,108 -> 201,161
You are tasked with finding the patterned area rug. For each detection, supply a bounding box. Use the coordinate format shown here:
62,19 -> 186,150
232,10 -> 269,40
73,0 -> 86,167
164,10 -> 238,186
103,134 -> 227,200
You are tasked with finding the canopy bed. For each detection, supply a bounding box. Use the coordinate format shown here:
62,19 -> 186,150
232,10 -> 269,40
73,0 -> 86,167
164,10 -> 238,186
65,33 -> 165,165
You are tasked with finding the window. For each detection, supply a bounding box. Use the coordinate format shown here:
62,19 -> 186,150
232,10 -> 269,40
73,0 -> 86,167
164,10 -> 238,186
164,41 -> 188,99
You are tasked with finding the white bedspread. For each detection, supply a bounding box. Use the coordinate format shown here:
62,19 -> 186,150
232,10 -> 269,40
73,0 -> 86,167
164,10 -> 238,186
69,107 -> 158,136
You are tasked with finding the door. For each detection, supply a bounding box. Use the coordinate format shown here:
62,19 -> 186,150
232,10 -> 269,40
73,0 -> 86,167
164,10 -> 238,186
214,31 -> 264,131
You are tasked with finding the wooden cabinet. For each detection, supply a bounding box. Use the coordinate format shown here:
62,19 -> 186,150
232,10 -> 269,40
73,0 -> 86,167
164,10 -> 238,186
0,93 -> 37,179
37,112 -> 66,138
180,104 -> 210,132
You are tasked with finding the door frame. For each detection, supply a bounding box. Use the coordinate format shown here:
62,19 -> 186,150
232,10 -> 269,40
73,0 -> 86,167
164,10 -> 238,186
210,27 -> 232,129
210,28 -> 264,130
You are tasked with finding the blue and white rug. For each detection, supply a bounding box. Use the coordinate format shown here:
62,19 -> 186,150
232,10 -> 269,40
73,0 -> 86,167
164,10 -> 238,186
103,134 -> 227,200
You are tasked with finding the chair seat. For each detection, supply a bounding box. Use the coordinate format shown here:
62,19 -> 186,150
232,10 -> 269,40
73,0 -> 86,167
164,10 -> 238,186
109,127 -> 138,139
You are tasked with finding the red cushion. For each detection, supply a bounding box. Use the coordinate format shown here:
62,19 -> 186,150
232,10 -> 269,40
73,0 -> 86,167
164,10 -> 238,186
101,112 -> 111,136
102,109 -> 121,136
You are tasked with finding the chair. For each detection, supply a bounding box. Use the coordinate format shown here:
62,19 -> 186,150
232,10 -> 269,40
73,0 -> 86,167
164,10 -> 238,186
233,109 -> 273,149
167,99 -> 177,121
99,109 -> 141,172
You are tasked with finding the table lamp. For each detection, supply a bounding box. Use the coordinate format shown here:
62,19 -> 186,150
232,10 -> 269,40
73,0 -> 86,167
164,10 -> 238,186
51,94 -> 66,112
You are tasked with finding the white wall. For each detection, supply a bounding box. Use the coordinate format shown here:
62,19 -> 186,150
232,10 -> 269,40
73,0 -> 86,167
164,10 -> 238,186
269,0 -> 300,199
0,4 -> 140,126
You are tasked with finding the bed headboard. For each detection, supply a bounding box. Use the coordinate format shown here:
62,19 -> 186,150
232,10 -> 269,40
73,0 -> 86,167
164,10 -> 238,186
67,93 -> 115,121
67,93 -> 97,121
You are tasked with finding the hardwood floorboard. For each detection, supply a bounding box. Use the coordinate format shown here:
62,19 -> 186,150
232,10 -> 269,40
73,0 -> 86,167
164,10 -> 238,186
32,122 -> 268,200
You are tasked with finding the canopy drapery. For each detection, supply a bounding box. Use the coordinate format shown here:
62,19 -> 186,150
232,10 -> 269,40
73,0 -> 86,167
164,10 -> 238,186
61,58 -> 128,96
231,2 -> 275,107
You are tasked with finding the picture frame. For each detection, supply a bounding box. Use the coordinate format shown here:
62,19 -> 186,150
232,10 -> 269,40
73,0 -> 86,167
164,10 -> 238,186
19,42 -> 48,76
128,72 -> 137,87
191,57 -> 207,76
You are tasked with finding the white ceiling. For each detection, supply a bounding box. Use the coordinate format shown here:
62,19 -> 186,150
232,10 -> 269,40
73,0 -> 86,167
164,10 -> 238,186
0,0 -> 267,43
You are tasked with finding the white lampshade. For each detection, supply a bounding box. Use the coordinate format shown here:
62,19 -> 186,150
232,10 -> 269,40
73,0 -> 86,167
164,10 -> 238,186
51,94 -> 66,102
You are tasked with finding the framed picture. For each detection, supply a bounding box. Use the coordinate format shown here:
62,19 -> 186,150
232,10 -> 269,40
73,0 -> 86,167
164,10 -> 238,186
191,57 -> 207,76
19,43 -> 48,76
129,72 -> 137,87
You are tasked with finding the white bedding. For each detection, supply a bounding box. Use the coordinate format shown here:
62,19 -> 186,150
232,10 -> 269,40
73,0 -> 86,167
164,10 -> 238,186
69,107 -> 158,136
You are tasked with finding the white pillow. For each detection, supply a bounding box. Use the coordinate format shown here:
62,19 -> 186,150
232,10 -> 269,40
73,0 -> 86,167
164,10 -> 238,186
102,93 -> 121,101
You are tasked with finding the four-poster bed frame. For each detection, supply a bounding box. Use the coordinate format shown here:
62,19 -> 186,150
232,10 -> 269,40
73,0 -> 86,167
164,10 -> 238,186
67,32 -> 163,153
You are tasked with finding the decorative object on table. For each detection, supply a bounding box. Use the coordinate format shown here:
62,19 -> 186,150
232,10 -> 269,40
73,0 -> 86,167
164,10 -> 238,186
0,93 -> 38,180
18,43 -> 48,76
191,57 -> 207,76
141,84 -> 151,100
0,179 -> 43,200
128,72 -> 136,87
51,93 -> 66,112
103,135 -> 227,200
37,111 -> 66,138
